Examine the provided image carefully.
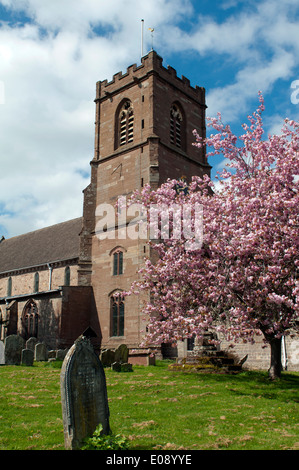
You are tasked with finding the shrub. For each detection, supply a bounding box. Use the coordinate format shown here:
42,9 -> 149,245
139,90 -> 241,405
81,425 -> 129,450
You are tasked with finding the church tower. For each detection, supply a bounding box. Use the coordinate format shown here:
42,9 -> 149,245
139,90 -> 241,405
78,51 -> 210,359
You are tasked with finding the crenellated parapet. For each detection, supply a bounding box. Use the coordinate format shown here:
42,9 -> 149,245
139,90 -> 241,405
96,50 -> 205,105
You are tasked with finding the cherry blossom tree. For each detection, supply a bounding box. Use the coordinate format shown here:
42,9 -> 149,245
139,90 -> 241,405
127,94 -> 299,379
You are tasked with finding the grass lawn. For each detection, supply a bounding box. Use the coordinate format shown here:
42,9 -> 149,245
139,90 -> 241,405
0,360 -> 298,450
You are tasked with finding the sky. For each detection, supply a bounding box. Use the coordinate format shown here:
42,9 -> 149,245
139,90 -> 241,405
0,0 -> 299,238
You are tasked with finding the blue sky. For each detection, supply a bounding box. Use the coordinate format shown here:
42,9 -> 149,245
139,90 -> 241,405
0,0 -> 299,238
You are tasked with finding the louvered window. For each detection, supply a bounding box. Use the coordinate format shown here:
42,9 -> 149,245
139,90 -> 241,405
119,100 -> 134,146
170,104 -> 183,148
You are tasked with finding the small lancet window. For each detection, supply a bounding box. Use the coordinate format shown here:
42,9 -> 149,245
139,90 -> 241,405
170,104 -> 183,148
119,100 -> 134,146
113,251 -> 123,276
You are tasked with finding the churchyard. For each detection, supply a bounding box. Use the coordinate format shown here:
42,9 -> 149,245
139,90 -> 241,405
0,358 -> 298,450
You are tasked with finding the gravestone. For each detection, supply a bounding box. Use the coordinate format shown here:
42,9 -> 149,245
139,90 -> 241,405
4,335 -> 25,365
60,335 -> 110,450
48,350 -> 56,359
100,348 -> 115,367
26,337 -> 38,352
56,349 -> 67,361
35,342 -> 47,361
0,340 -> 5,365
111,361 -> 121,372
121,362 -> 133,372
114,344 -> 129,364
21,348 -> 34,366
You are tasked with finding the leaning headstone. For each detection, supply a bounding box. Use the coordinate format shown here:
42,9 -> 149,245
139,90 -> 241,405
35,342 -> 47,361
114,344 -> 129,364
100,348 -> 115,367
21,348 -> 34,366
60,335 -> 110,450
26,337 -> 38,352
0,340 -> 5,365
4,335 -> 25,365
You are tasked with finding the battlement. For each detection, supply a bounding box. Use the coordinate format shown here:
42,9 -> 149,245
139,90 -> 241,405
96,50 -> 205,103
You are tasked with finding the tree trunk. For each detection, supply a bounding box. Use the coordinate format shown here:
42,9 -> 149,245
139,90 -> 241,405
268,337 -> 282,380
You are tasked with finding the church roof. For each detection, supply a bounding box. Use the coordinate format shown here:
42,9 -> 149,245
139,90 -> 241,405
0,217 -> 82,274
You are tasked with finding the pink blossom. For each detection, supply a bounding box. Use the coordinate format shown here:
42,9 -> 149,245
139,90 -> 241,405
125,94 -> 299,378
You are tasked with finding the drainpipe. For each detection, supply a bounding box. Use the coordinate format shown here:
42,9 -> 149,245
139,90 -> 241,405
47,263 -> 53,290
282,335 -> 288,370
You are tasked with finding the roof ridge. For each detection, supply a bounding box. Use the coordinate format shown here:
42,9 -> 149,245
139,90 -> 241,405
3,217 -> 82,242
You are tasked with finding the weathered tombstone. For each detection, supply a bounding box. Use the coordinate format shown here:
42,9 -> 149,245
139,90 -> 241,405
0,340 -> 5,365
60,335 -> 110,450
26,337 -> 38,352
100,348 -> 115,367
35,342 -> 47,361
4,335 -> 25,365
48,350 -> 56,359
121,362 -> 133,372
21,348 -> 34,366
114,344 -> 129,364
111,361 -> 121,372
56,349 -> 67,361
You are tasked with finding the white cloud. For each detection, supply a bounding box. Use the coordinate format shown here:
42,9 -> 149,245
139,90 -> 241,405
206,49 -> 296,122
161,0 -> 299,124
0,0 -> 299,237
0,0 -> 196,237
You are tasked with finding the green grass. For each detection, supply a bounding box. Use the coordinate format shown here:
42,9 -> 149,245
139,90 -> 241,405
0,360 -> 298,450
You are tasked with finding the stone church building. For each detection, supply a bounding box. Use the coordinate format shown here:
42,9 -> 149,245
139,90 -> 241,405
0,51 -> 298,370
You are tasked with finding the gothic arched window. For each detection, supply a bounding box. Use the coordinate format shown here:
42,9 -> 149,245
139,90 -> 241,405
170,103 -> 184,149
22,299 -> 38,340
118,100 -> 134,146
110,294 -> 124,337
113,250 -> 123,276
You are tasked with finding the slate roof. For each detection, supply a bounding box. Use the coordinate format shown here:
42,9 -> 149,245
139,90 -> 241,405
0,217 -> 82,274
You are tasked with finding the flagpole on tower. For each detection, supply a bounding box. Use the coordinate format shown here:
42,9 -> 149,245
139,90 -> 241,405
141,19 -> 144,58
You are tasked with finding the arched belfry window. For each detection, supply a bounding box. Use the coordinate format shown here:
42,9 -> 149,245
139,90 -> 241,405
170,103 -> 184,149
22,299 -> 38,340
110,293 -> 124,337
118,100 -> 134,146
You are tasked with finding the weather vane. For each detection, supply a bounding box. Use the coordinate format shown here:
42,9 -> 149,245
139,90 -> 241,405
148,27 -> 155,51
140,20 -> 155,56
